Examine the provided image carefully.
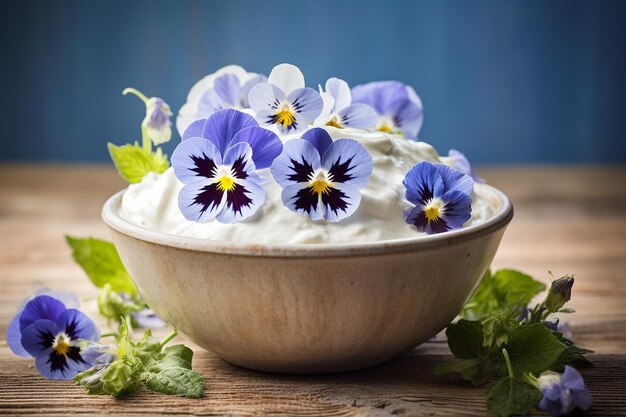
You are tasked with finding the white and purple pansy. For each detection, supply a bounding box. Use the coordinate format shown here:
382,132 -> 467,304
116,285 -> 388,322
315,77 -> 378,129
403,161 -> 474,234
351,80 -> 424,140
6,294 -> 99,380
177,65 -> 267,135
270,127 -> 373,222
172,109 -> 283,223
249,63 -> 324,133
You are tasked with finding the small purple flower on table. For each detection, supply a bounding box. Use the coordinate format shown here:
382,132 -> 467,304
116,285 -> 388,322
270,127 -> 373,222
403,161 -> 474,234
6,294 -> 99,380
172,109 -> 283,223
538,366 -> 592,416
351,80 -> 424,139
447,149 -> 486,183
315,78 -> 377,129
177,65 -> 267,135
249,63 -> 323,133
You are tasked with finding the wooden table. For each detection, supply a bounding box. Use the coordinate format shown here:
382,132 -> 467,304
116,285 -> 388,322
1,165 -> 625,416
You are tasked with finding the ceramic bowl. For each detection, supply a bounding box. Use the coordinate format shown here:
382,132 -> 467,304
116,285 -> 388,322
102,184 -> 513,374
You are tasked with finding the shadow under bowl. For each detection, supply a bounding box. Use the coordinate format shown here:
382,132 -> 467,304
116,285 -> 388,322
102,184 -> 513,374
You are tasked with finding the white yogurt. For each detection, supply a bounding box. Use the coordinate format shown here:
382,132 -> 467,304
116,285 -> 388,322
119,127 -> 494,244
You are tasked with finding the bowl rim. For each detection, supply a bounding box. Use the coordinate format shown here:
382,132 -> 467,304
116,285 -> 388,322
102,183 -> 513,258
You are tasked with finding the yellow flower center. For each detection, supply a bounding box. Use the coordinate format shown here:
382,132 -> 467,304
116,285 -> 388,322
310,179 -> 331,194
377,122 -> 393,133
53,333 -> 71,356
325,116 -> 343,129
216,176 -> 236,192
424,198 -> 445,223
275,108 -> 297,127
309,171 -> 332,195
376,116 -> 397,133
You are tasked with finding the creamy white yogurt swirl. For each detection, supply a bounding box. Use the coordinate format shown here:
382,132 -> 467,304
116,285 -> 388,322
119,127 -> 494,244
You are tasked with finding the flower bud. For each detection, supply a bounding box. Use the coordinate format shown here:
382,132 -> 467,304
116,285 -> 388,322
545,276 -> 574,313
143,97 -> 172,145
101,360 -> 135,397
97,284 -> 127,320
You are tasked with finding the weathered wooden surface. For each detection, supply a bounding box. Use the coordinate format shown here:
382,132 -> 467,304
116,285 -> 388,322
1,165 -> 625,416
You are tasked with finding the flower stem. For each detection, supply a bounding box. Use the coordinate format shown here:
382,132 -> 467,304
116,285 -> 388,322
141,125 -> 151,152
99,332 -> 119,338
523,372 -> 540,389
159,331 -> 178,348
122,87 -> 149,104
502,348 -> 514,378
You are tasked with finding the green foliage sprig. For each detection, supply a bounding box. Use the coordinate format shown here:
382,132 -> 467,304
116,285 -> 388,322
436,269 -> 592,417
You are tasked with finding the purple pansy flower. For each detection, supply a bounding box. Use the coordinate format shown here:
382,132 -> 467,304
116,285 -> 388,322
315,77 -> 377,129
538,366 -> 592,416
177,65 -> 267,135
270,127 -> 373,222
403,161 -> 474,234
132,308 -> 166,329
249,63 -> 324,133
6,294 -> 99,380
172,109 -> 283,223
351,80 -> 424,139
447,149 -> 486,183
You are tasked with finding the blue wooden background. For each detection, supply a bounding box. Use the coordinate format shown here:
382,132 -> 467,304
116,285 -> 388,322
1,0 -> 625,163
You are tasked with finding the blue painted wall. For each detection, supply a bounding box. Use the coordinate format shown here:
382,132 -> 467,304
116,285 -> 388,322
1,0 -> 625,164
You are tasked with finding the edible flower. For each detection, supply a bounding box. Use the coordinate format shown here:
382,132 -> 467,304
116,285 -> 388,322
315,77 -> 377,129
538,366 -> 592,416
249,63 -> 323,133
177,65 -> 267,134
6,293 -> 99,380
123,88 -> 173,146
351,80 -> 424,139
270,127 -> 373,222
403,161 -> 473,234
447,149 -> 486,183
172,109 -> 283,223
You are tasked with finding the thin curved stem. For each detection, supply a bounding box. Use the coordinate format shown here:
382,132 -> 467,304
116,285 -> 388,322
159,331 -> 178,348
122,87 -> 149,104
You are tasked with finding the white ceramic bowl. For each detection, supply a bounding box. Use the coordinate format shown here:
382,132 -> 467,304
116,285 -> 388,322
102,184 -> 513,373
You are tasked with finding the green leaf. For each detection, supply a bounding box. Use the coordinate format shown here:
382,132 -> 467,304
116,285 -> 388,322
143,367 -> 204,398
148,344 -> 194,372
108,142 -> 169,184
551,332 -> 593,370
462,269 -> 546,320
505,324 -> 567,374
486,376 -> 541,417
446,320 -> 486,359
66,236 -> 136,295
162,345 -> 194,368
482,314 -> 519,349
134,330 -> 164,367
434,358 -> 486,386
